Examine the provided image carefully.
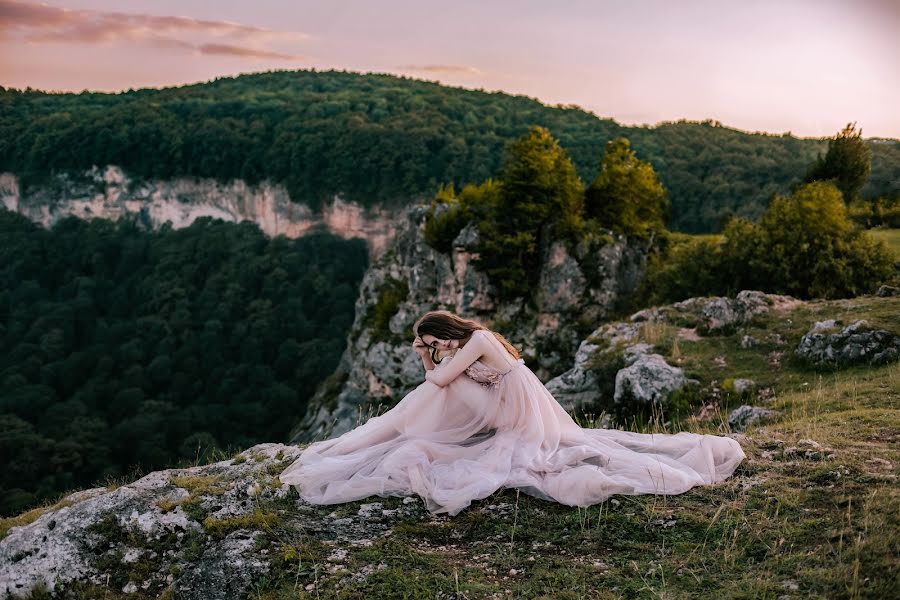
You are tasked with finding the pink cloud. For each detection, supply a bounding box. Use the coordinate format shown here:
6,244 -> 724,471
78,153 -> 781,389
397,64 -> 482,76
0,0 -> 306,58
198,43 -> 302,61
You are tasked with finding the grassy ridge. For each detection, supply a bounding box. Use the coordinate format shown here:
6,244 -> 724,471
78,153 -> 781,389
6,296 -> 898,599
235,295 -> 900,599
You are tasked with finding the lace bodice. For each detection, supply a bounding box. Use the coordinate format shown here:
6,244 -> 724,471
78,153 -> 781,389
464,358 -> 525,387
464,360 -> 506,387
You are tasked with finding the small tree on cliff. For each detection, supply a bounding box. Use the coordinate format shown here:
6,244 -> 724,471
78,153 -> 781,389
474,125 -> 585,299
585,137 -> 670,240
803,122 -> 872,203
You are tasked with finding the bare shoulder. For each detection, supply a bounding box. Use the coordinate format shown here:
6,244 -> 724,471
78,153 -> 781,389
472,329 -> 492,343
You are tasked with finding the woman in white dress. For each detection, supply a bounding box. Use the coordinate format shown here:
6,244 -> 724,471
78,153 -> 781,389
279,310 -> 746,516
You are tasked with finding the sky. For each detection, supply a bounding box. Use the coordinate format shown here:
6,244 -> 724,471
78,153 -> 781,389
1,0 -> 898,139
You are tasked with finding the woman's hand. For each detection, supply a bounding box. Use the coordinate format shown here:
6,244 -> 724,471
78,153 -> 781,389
412,335 -> 429,356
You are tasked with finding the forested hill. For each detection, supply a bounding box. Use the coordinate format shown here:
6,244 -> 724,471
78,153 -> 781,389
2,68 -> 899,232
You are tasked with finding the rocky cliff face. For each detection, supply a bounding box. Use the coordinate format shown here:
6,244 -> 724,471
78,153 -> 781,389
292,205 -> 650,443
0,166 -> 400,259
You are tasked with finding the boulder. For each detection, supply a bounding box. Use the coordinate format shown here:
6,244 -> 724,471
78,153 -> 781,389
795,319 -> 900,368
614,353 -> 697,407
728,405 -> 778,432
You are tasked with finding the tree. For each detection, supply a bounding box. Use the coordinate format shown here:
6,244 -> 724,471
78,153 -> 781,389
496,125 -> 585,241
803,122 -> 872,203
585,137 -> 670,239
473,126 -> 585,298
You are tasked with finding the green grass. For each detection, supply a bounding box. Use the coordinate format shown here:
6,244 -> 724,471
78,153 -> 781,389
242,296 -> 899,599
868,227 -> 900,259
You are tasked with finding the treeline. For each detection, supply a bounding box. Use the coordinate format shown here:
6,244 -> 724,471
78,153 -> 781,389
2,69 -> 898,233
641,123 -> 897,302
425,123 -> 895,303
0,212 -> 367,516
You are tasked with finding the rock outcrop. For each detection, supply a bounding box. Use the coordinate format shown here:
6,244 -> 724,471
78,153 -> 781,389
0,166 -> 400,259
728,405 -> 778,432
545,291 -> 800,414
614,351 -> 698,408
292,205 -> 649,442
0,443 -> 437,599
630,290 -> 801,334
795,319 -> 900,368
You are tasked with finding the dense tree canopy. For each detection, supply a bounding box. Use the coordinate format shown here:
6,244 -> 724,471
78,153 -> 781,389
2,69 -> 898,232
424,128 -> 674,299
0,210 -> 367,516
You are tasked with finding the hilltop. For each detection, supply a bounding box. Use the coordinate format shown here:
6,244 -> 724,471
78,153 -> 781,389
2,291 -> 897,599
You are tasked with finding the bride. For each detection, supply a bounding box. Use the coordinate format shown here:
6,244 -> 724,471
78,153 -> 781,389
279,310 -> 746,516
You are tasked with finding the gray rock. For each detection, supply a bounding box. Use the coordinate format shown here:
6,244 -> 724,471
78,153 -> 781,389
732,378 -> 756,395
876,284 -> 899,297
537,241 -> 587,313
0,443 -> 427,599
451,222 -> 480,250
544,338 -> 603,412
795,319 -> 900,368
728,405 -> 778,432
660,290 -> 799,334
544,322 -> 643,412
614,353 -> 696,407
0,444 -> 303,599
622,343 -> 654,366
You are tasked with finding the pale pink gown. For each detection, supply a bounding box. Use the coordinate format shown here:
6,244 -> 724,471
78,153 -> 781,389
280,335 -> 746,516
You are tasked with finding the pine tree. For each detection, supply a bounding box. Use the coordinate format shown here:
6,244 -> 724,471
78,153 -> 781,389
803,122 -> 872,203
585,137 -> 669,239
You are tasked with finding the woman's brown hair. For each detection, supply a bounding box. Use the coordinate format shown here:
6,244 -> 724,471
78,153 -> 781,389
413,310 -> 521,362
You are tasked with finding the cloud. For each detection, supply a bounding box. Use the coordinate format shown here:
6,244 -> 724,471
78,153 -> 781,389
198,43 -> 301,61
397,64 -> 483,76
0,0 -> 306,59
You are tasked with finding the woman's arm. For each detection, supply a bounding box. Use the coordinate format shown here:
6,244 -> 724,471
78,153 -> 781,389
424,330 -> 488,387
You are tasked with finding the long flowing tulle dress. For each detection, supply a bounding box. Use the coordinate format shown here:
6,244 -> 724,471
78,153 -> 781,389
280,335 -> 746,516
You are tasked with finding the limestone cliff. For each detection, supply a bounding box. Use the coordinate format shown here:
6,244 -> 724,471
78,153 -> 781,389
292,204 -> 650,443
0,166 -> 400,259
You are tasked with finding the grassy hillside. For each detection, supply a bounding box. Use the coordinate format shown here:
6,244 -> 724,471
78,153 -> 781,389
5,295 -> 897,599
3,69 -> 899,233
868,228 -> 900,260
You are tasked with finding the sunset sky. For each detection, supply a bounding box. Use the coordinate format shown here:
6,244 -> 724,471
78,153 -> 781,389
1,0 -> 898,138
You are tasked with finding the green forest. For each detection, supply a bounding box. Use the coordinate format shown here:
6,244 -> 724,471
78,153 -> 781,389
2,68 -> 898,233
0,212 -> 367,516
423,123 -> 896,303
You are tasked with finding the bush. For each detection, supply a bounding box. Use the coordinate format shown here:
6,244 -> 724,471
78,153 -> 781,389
641,181 -> 895,302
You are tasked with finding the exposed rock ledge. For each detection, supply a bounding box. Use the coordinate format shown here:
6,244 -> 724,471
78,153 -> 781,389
0,166 -> 401,259
0,443 -> 432,599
